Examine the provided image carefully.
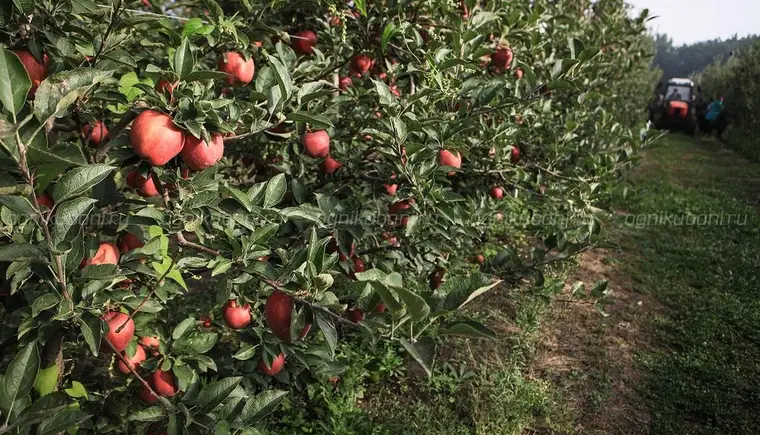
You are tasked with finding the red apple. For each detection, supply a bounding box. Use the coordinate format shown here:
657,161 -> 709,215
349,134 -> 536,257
439,149 -> 462,175
352,256 -> 366,273
150,369 -> 177,397
490,186 -> 504,199
374,303 -> 386,313
199,315 -> 212,328
257,353 -> 285,376
346,307 -> 364,323
12,50 -> 49,98
384,183 -> 398,196
491,47 -> 513,70
81,121 -> 108,146
389,200 -> 412,226
139,336 -> 161,356
291,30 -> 318,55
514,68 -> 524,79
130,110 -> 185,166
476,254 -> 485,264
302,130 -> 330,158
126,170 -> 159,197
181,132 -> 224,171
102,311 -> 134,352
338,76 -> 353,91
84,242 -> 120,266
319,157 -> 342,174
265,290 -> 294,342
117,232 -> 143,253
117,344 -> 147,374
36,193 -> 53,209
222,300 -> 252,329
510,146 -> 521,163
218,52 -> 255,86
495,212 -> 504,221
350,54 -> 372,75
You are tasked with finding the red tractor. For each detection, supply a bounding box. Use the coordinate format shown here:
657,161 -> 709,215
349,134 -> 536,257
648,78 -> 699,136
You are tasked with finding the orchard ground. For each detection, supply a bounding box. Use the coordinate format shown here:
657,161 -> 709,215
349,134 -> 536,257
270,133 -> 760,434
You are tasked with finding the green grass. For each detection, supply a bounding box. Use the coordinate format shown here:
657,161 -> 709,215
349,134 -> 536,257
610,134 -> 760,434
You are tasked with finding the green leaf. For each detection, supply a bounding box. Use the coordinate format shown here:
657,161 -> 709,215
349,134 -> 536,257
36,409 -> 90,435
267,56 -> 292,99
31,293 -> 60,317
285,112 -> 333,129
34,68 -> 112,122
28,143 -> 87,167
249,223 -> 279,245
371,282 -> 403,313
128,406 -> 164,422
51,164 -> 115,203
12,0 -> 35,15
0,243 -> 47,263
280,206 -> 323,224
438,275 -> 501,312
33,364 -> 60,397
0,195 -> 34,215
240,390 -> 288,425
315,312 -> 337,358
172,317 -> 197,340
373,79 -> 396,106
173,38 -> 195,80
232,344 -> 257,360
78,313 -> 103,357
263,173 -> 287,208
3,342 -> 40,412
395,286 -> 430,321
440,321 -> 496,339
0,48 -> 32,115
399,337 -> 435,378
197,377 -> 242,413
52,197 -> 97,247
353,0 -> 367,17
381,22 -> 397,53
185,70 -> 229,82
64,381 -> 87,399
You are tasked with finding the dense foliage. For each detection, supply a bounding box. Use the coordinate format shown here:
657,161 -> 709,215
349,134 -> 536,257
653,33 -> 759,81
696,40 -> 760,159
0,0 -> 654,433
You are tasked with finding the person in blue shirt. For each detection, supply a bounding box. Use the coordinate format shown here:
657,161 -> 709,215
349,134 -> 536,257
705,97 -> 727,140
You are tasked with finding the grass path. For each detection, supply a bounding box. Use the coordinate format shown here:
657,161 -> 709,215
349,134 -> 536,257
539,134 -> 760,434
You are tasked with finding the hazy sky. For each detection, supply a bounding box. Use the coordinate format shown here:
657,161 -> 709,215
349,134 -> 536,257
627,0 -> 759,46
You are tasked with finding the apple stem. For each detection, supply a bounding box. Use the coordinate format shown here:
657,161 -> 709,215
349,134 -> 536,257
105,339 -> 174,412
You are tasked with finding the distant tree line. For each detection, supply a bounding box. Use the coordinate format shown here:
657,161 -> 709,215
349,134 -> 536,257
653,33 -> 759,80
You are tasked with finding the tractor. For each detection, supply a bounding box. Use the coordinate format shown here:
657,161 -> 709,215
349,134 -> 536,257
648,78 -> 699,136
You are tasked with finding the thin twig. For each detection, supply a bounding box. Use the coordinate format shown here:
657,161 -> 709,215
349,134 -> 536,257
116,252 -> 179,333
94,103 -> 143,163
176,232 -> 221,256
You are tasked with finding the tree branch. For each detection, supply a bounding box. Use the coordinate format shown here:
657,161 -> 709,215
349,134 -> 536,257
94,104 -> 143,163
176,232 -> 221,256
105,340 -> 174,411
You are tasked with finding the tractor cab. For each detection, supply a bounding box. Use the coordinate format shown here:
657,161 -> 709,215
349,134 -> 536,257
649,78 -> 698,135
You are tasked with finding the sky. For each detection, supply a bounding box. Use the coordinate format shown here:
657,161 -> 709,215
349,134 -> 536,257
627,0 -> 760,46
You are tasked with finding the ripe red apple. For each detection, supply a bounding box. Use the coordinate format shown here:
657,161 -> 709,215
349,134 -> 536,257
382,232 -> 399,246
140,385 -> 158,404
352,256 -> 366,273
329,15 -> 342,27
319,157 -> 342,174
350,55 -> 372,75
439,149 -> 462,175
218,52 -> 255,86
84,242 -> 120,266
139,336 -> 161,356
490,186 -> 504,199
338,76 -> 353,91
389,200 -> 412,226
265,290 -> 294,342
327,238 -> 356,261
36,193 -> 53,209
181,132 -> 224,171
346,307 -> 364,323
222,299 -> 252,329
126,170 -> 159,197
291,30 -> 318,55
199,315 -> 212,328
258,353 -> 285,376
117,232 -> 143,253
13,50 -> 49,98
302,130 -> 330,158
491,47 -> 513,70
495,212 -> 504,221
476,254 -> 485,264
510,146 -> 521,163
130,110 -> 185,166
390,85 -> 401,97
102,311 -> 134,352
150,369 -> 177,397
384,183 -> 398,196
117,344 -> 147,374
81,121 -> 108,146
374,303 -> 386,313
514,68 -> 524,79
